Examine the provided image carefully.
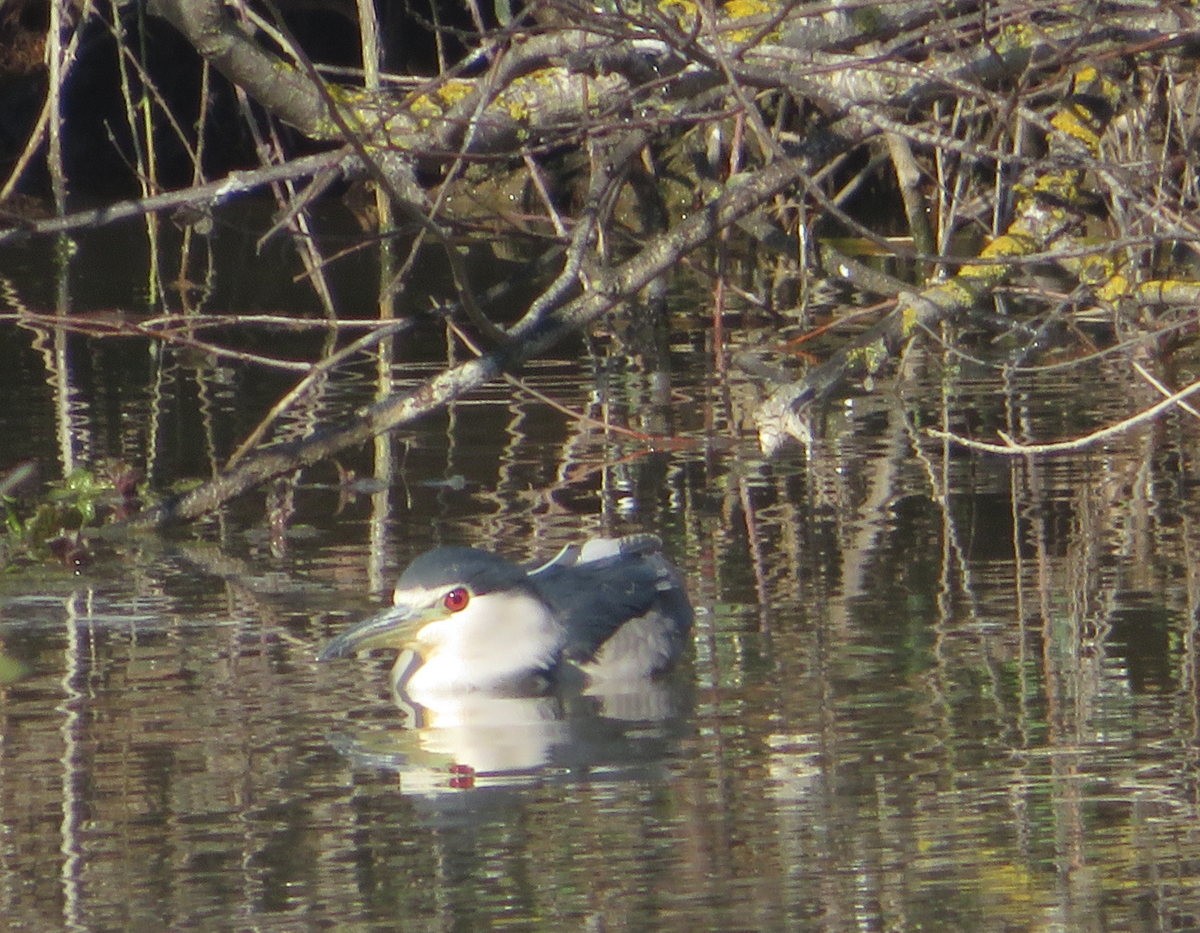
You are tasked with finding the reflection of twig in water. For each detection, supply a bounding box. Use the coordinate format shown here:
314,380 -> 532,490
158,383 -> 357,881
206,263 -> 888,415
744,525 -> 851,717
446,318 -> 698,448
226,319 -> 415,467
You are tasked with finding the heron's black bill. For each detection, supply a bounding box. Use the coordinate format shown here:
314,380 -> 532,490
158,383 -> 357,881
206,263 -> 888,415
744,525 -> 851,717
317,604 -> 422,661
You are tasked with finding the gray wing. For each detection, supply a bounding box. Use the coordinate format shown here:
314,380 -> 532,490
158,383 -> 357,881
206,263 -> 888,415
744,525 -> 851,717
530,540 -> 692,673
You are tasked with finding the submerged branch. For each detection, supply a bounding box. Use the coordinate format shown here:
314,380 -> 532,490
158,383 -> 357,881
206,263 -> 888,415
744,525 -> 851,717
135,156 -> 811,525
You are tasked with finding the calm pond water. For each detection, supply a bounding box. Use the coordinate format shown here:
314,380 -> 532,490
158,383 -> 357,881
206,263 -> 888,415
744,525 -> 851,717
2,216 -> 1200,930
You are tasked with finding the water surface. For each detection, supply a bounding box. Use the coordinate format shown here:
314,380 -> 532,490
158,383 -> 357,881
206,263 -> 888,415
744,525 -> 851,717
2,219 -> 1199,929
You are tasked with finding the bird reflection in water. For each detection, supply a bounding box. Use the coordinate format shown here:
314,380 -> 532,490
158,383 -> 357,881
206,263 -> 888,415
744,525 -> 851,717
319,535 -> 694,790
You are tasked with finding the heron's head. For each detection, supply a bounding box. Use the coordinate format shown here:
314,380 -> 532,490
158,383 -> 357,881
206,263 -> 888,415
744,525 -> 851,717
318,547 -> 564,694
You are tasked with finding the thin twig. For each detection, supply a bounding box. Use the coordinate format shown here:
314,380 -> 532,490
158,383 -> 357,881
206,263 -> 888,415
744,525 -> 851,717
927,377 -> 1200,455
444,319 -> 686,445
1132,360 -> 1200,421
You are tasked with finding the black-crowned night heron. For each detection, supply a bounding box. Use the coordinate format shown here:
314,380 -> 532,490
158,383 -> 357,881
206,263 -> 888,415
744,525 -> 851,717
318,534 -> 692,701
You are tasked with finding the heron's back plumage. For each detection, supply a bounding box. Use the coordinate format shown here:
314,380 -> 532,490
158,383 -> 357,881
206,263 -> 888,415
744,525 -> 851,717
530,536 -> 693,679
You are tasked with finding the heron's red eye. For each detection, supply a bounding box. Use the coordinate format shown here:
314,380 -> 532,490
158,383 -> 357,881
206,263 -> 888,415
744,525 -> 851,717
443,587 -> 470,612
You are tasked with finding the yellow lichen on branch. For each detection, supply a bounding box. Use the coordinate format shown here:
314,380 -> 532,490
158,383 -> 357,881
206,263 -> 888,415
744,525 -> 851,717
409,78 -> 475,119
756,63 -> 1129,452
